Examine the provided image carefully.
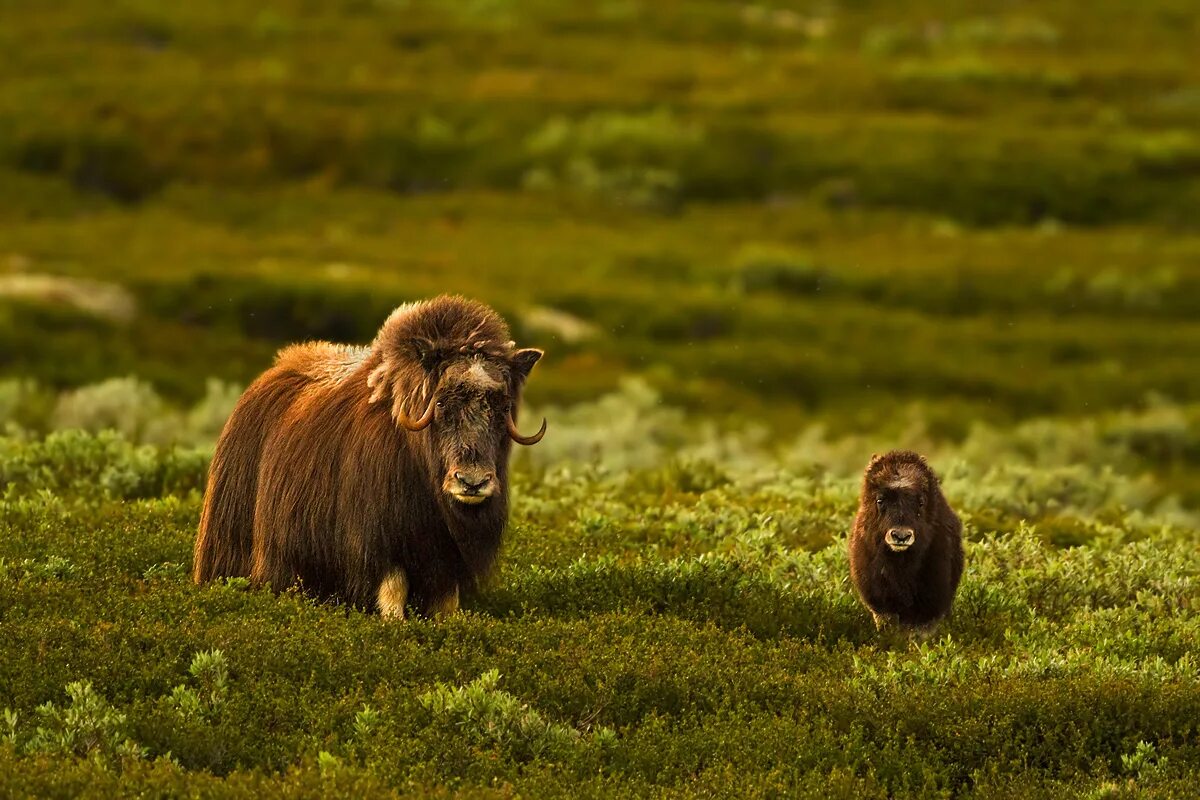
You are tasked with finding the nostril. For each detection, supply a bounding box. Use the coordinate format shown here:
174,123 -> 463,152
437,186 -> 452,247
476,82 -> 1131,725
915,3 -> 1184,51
456,472 -> 493,492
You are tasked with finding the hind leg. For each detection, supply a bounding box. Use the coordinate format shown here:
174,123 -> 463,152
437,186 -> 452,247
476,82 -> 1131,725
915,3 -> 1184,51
426,586 -> 460,618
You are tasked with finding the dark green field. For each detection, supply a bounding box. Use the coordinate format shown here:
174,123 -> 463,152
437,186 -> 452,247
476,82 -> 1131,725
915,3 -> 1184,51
1,1 -> 1198,797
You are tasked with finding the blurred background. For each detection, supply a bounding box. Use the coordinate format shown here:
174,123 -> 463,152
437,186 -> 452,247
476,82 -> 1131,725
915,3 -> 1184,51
1,0 -> 1198,462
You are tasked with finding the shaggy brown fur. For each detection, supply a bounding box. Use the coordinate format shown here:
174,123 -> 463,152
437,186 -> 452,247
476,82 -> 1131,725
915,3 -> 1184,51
193,295 -> 545,617
849,450 -> 963,632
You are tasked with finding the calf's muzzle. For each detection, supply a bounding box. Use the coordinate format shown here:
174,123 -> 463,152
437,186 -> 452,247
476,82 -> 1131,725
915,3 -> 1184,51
885,527 -> 915,551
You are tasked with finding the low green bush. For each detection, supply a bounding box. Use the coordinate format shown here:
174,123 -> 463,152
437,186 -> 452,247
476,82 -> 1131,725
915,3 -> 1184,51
12,681 -> 148,766
136,273 -> 413,344
0,430 -> 208,500
12,127 -> 166,203
419,669 -> 616,766
731,243 -> 830,296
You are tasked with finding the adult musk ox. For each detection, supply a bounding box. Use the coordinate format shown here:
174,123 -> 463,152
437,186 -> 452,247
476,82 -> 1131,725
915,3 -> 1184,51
849,450 -> 963,633
193,295 -> 546,618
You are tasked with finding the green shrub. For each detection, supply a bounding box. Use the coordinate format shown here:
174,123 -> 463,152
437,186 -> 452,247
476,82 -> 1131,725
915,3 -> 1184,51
11,128 -> 166,203
0,430 -> 208,500
419,669 -> 616,763
167,650 -> 230,723
731,243 -> 830,295
52,377 -> 169,443
16,682 -> 147,766
522,109 -> 701,210
862,16 -> 1060,57
0,379 -> 54,433
137,273 -> 412,343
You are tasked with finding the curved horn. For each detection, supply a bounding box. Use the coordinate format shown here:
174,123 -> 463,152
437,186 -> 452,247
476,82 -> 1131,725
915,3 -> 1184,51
398,392 -> 437,432
507,411 -> 546,446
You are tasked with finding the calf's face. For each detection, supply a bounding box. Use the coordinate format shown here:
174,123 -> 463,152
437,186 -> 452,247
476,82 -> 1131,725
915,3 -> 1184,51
862,454 -> 936,555
874,486 -> 925,552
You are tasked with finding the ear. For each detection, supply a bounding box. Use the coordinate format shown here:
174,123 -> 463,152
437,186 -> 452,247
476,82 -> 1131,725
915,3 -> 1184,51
511,348 -> 543,383
368,336 -> 437,405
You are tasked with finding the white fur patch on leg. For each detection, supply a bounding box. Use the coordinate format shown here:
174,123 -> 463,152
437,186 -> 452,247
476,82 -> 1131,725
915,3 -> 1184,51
377,569 -> 408,619
428,586 -> 460,617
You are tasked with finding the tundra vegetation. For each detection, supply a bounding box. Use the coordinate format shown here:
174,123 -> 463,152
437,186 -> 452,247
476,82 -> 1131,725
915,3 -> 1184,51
1,0 -> 1199,797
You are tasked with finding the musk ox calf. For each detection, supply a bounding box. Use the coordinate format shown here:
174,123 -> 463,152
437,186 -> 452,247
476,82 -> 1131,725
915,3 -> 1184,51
849,450 -> 963,634
193,295 -> 546,618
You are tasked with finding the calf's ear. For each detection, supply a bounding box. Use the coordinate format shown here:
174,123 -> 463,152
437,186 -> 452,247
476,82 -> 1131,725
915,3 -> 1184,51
511,348 -> 543,383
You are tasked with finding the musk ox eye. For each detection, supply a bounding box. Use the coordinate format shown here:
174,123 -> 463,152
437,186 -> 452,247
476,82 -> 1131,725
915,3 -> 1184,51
875,496 -> 884,508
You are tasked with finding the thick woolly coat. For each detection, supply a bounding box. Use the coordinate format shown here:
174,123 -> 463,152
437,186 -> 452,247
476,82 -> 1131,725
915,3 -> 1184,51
193,296 -> 533,613
849,451 -> 964,628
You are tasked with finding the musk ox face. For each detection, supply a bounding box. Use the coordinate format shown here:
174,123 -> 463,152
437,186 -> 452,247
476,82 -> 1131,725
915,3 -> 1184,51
400,347 -> 544,508
862,451 -> 937,555
432,358 -> 512,506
